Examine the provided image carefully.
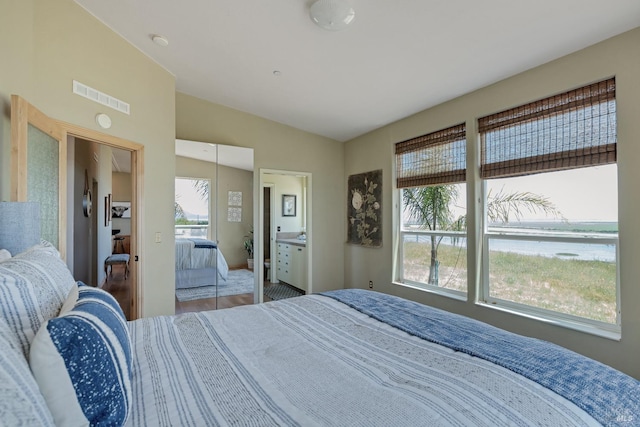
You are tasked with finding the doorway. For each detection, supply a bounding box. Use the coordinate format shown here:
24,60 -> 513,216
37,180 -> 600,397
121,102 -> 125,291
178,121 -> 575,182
258,169 -> 312,303
10,96 -> 143,319
68,136 -> 138,320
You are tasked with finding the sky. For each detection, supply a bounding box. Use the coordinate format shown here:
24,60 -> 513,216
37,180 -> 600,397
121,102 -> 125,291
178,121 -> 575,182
175,178 -> 209,217
487,164 -> 618,222
405,164 -> 618,225
178,164 -> 618,224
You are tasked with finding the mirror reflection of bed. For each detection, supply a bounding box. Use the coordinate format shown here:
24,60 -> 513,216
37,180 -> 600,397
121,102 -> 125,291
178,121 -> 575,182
174,140 -> 256,313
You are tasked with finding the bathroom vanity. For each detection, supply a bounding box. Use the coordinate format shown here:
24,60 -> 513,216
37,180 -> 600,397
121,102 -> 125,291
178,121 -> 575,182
276,237 -> 307,292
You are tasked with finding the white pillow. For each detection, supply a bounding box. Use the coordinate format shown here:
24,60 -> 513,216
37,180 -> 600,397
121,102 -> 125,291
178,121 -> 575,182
30,282 -> 132,427
0,242 -> 75,357
0,320 -> 55,426
0,249 -> 11,262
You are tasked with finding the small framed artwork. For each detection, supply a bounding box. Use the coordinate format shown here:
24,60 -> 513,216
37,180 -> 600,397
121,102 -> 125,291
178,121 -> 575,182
282,194 -> 296,217
228,191 -> 242,207
112,201 -> 131,218
228,207 -> 242,222
104,195 -> 111,226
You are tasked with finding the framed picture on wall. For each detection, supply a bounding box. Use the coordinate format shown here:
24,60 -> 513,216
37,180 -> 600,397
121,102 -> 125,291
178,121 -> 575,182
112,201 -> 131,218
282,194 -> 296,217
104,194 -> 111,226
347,169 -> 382,247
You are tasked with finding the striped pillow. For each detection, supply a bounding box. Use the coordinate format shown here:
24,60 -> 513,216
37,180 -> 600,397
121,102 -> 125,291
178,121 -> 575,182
0,242 -> 75,357
0,320 -> 55,426
30,283 -> 132,426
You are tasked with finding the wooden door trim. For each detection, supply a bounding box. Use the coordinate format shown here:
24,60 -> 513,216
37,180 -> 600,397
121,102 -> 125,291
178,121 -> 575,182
11,95 -> 144,320
58,121 -> 144,320
10,95 -> 67,258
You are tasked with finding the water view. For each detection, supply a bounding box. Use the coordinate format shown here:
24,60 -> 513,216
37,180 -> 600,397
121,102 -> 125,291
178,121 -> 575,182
404,221 -> 617,262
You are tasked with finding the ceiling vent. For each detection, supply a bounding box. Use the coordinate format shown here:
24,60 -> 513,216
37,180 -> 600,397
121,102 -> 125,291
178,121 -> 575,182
73,80 -> 130,115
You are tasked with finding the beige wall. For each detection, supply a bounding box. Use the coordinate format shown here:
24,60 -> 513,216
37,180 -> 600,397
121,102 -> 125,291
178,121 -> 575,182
344,27 -> 640,378
176,93 -> 345,294
112,172 -> 132,235
176,155 -> 254,268
113,172 -> 132,202
0,0 -> 177,317
6,0 -> 633,379
263,174 -> 305,234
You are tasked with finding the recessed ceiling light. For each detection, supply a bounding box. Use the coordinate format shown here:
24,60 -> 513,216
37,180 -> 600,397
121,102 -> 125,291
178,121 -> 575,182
151,34 -> 169,47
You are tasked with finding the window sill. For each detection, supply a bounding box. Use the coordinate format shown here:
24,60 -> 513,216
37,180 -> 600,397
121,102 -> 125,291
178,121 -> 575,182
476,301 -> 621,341
393,281 -> 467,302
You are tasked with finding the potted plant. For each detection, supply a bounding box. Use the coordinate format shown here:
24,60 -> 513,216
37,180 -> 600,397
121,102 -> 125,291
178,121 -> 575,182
243,227 -> 254,270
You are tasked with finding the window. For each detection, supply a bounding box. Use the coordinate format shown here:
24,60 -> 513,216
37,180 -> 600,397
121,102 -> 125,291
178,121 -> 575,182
479,78 -> 619,336
396,124 -> 467,297
175,178 -> 210,238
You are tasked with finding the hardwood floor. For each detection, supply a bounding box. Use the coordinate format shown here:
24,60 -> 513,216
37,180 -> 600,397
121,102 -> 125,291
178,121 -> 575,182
175,281 -> 275,315
102,263 -> 132,320
102,265 -> 275,319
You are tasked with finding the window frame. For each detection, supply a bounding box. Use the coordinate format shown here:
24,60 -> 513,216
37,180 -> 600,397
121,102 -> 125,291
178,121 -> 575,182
394,122 -> 468,298
392,78 -> 621,339
475,78 -> 620,338
397,224 -> 468,300
174,176 -> 211,240
479,192 -> 621,338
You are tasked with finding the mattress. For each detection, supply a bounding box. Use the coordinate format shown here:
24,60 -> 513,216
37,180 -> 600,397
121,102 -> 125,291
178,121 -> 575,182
125,290 -> 639,426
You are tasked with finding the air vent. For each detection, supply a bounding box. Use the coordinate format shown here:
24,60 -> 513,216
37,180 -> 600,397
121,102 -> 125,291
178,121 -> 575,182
73,80 -> 130,115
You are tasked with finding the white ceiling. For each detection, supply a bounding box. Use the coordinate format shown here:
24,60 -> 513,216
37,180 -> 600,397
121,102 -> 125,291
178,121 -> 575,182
76,0 -> 640,143
176,139 -> 254,171
111,140 -> 253,173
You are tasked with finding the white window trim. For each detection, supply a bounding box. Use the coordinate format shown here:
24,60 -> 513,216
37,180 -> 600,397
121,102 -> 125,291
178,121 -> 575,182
479,183 -> 621,340
395,212 -> 468,300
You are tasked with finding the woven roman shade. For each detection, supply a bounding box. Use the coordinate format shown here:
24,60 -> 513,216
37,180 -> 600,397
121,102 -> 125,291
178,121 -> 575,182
479,78 -> 616,179
395,123 -> 466,188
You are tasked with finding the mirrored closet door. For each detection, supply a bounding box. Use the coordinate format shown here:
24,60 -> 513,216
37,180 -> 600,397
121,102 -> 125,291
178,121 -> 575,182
174,140 -> 255,313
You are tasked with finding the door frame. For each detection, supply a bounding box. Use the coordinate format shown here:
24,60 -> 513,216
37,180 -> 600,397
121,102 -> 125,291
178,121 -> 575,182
263,183 -> 276,283
11,95 -> 67,255
258,168 -> 312,303
11,95 -> 145,319
61,121 -> 144,320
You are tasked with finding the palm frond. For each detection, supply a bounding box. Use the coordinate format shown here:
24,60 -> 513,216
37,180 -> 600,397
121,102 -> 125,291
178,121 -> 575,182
192,179 -> 210,202
175,202 -> 185,219
487,187 -> 565,223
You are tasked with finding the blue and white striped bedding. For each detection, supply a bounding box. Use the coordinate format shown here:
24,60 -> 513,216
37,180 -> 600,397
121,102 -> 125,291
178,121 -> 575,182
126,290 -> 638,426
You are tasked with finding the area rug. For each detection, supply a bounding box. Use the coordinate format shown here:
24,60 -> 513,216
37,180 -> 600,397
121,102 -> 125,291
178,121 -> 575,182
264,283 -> 305,301
175,269 -> 254,302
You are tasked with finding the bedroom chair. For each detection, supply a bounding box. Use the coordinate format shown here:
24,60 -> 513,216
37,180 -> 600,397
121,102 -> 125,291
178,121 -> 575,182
104,253 -> 130,281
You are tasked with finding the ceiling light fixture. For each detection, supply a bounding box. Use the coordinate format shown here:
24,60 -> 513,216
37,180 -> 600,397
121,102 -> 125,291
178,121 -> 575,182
151,34 -> 169,47
309,0 -> 355,31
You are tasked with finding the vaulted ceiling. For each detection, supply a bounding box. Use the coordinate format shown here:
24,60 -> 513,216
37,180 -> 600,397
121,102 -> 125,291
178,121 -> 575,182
76,0 -> 640,142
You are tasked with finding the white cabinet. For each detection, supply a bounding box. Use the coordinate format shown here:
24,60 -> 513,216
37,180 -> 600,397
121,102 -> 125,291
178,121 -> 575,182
276,242 -> 307,292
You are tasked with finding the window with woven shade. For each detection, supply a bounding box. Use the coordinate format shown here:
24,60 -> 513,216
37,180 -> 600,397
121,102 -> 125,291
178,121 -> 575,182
395,123 -> 468,296
478,78 -> 619,336
479,78 -> 616,179
396,123 -> 466,188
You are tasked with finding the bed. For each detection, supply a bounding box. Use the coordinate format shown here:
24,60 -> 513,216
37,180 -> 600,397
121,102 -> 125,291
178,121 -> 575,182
175,237 -> 229,289
1,242 -> 639,426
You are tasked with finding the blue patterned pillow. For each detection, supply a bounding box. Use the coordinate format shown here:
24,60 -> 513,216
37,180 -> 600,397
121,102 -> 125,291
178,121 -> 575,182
29,282 -> 132,426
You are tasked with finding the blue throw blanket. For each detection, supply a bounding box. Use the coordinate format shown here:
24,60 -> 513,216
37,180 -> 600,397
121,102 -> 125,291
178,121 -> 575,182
321,289 -> 640,427
187,238 -> 217,249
